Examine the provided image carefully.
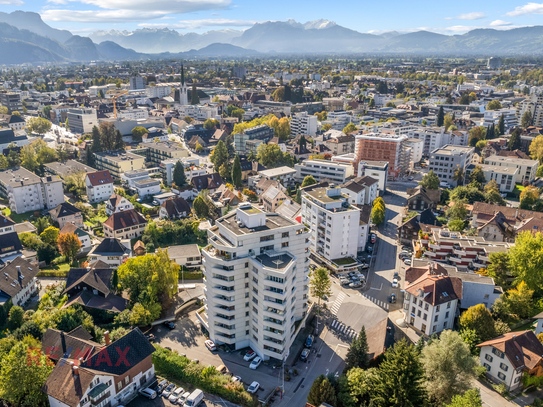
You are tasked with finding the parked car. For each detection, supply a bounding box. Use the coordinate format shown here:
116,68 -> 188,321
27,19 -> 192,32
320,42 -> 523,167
162,384 -> 177,398
191,359 -> 199,364
157,379 -> 168,395
163,321 -> 175,330
350,281 -> 363,288
408,176 -> 414,181
306,334 -> 314,348
389,294 -> 396,303
370,233 -> 376,243
359,264 -> 369,270
367,246 -> 373,253
185,389 -> 204,407
232,376 -> 242,383
179,391 -> 191,405
300,348 -> 310,361
392,279 -> 398,288
404,259 -> 412,266
248,381 -> 260,394
249,357 -> 262,369
145,333 -> 155,342
393,271 -> 399,280
140,388 -> 158,400
205,340 -> 216,351
169,387 -> 185,404
340,278 -> 350,285
244,350 -> 257,361
355,273 -> 366,280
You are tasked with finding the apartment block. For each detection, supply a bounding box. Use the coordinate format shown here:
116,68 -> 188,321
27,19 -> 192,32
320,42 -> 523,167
294,159 -> 354,184
483,108 -> 517,129
234,125 -> 274,154
428,145 -> 475,187
354,133 -> 408,177
145,84 -> 172,98
323,135 -> 355,155
201,205 -> 310,360
0,92 -> 23,113
258,166 -> 297,188
465,164 -> 516,193
85,170 -> 115,203
129,73 -> 145,90
66,108 -> 98,134
160,156 -> 200,186
146,142 -> 189,167
484,155 -> 538,184
301,186 -> 361,265
516,91 -> 543,127
290,112 -> 318,137
93,150 -> 146,179
0,167 -> 63,214
407,128 -> 469,156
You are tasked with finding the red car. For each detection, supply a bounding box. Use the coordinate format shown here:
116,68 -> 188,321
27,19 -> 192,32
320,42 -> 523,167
370,233 -> 376,244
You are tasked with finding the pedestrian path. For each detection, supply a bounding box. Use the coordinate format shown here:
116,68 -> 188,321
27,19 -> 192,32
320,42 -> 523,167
362,293 -> 390,310
330,292 -> 346,315
329,319 -> 359,341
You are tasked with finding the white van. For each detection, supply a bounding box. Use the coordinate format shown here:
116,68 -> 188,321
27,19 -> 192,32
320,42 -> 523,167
185,389 -> 204,407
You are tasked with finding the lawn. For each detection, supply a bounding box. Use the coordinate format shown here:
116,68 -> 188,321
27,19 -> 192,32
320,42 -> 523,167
8,210 -> 38,223
37,262 -> 71,277
333,257 -> 358,266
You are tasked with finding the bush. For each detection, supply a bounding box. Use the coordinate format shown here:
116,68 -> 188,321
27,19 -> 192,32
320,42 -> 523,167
36,270 -> 70,278
51,256 -> 67,265
153,346 -> 257,407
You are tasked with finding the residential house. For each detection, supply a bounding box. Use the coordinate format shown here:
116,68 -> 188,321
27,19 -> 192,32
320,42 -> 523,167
103,210 -> 147,240
133,179 -> 161,199
323,134 -> 355,155
167,244 -> 202,270
0,114 -> 25,130
105,193 -> 134,216
340,176 -> 378,206
406,186 -> 441,212
254,178 -> 285,196
85,171 -> 114,203
0,214 -> 23,260
355,204 -> 372,252
63,266 -> 127,312
477,211 -> 515,242
262,186 -> 288,213
357,161 -> 389,192
295,159 -> 355,184
485,155 -> 539,184
0,128 -> 30,151
60,223 -> 92,254
0,256 -> 39,307
159,197 -> 191,219
49,202 -> 83,229
44,160 -> 96,181
133,240 -> 146,256
88,238 -> 131,268
258,166 -> 297,188
191,173 -> 223,194
42,328 -> 156,407
472,202 -> 543,229
478,331 -> 543,391
398,209 -> 441,245
41,326 -> 102,364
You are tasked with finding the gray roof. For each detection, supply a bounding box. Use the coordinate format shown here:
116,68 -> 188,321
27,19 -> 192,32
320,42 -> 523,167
0,166 -> 41,187
44,160 -> 96,179
167,244 -> 201,258
0,128 -> 28,145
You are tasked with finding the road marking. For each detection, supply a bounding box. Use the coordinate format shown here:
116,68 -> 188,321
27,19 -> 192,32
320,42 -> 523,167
370,283 -> 383,291
330,292 -> 346,315
331,320 -> 337,329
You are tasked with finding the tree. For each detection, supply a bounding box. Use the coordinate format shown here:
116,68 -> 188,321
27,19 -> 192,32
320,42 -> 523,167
520,185 -> 539,210
90,125 -> 102,152
421,330 -> 478,405
191,83 -> 200,105
487,252 -> 511,288
8,306 -> 24,330
469,166 -> 486,184
373,339 -> 427,407
468,126 -> 486,147
256,143 -> 293,168
13,321 -> 43,341
131,126 -> 147,142
496,281 -> 534,320
448,219 -> 465,232
486,124 -> 495,140
343,122 -> 357,134
64,172 -> 86,196
57,232 -> 81,264
322,123 -> 332,132
232,154 -> 242,188
114,130 -> 124,150
345,326 -> 369,370
193,195 -> 209,218
443,113 -> 453,131
437,106 -> 444,127
459,304 -> 496,342
0,106 -> 7,114
371,201 -> 386,225
445,389 -> 482,407
368,98 -> 375,108
530,135 -> 543,162
486,100 -> 502,111
309,267 -> 332,308
453,165 -> 465,186
33,217 -> 51,235
497,115 -> 505,136
521,110 -> 533,129
475,139 -> 487,150
420,170 -> 440,190
294,187 -> 301,204
0,154 -> 7,170
129,302 -> 162,326
301,175 -> 317,188
210,140 -> 228,170
195,141 -> 204,153
40,226 -> 59,246
20,144 -> 39,172
446,199 -> 468,221
508,232 -> 543,293
508,128 -> 522,151
172,161 -> 186,188
0,342 -> 52,407
307,375 -> 337,407
26,117 -> 51,135
42,105 -> 52,119
203,118 -> 216,130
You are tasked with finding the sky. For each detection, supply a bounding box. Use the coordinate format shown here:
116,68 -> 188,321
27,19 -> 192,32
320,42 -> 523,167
2,0 -> 543,36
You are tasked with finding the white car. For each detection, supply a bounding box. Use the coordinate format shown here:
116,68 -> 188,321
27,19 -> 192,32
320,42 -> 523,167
162,384 -> 176,398
247,381 -> 260,393
169,387 -> 185,404
244,350 -> 257,361
392,278 -> 399,288
404,259 -> 412,266
232,376 -> 242,383
205,340 -> 216,351
179,391 -> 191,405
249,356 -> 262,369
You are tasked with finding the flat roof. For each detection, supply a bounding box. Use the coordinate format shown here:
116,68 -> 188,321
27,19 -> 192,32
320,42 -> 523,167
94,151 -> 144,162
217,212 -> 296,235
0,166 -> 41,187
255,253 -> 293,270
468,163 -> 518,174
259,166 -> 297,177
431,145 -> 475,155
134,179 -> 160,187
486,155 -> 538,165
306,187 -> 350,205
149,142 -> 187,154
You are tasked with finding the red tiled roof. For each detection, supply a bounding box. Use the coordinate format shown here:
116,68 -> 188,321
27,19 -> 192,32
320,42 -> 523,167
477,331 -> 543,370
86,170 -> 113,187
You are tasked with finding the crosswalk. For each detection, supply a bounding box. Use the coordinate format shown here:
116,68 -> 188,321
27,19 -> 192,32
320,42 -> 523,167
362,293 -> 389,310
330,292 -> 346,315
329,319 -> 359,341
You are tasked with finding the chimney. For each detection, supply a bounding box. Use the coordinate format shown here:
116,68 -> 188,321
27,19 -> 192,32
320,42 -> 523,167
104,330 -> 110,345
16,265 -> 20,273
73,365 -> 79,376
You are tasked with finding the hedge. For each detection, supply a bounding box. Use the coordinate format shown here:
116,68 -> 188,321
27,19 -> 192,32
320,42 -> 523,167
152,345 -> 257,407
37,270 -> 70,277
179,270 -> 203,280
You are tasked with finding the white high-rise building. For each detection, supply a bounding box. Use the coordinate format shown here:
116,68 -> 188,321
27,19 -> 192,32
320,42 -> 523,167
179,65 -> 188,106
202,205 -> 311,360
291,112 -> 318,136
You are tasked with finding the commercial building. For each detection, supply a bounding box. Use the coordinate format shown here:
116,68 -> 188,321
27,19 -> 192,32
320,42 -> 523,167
93,150 -> 146,179
234,124 -> 274,154
0,167 -> 63,214
146,142 -> 189,167
301,186 -> 361,266
484,155 -> 538,184
201,205 -> 310,360
354,132 -> 409,177
290,112 -> 318,137
428,145 -> 475,187
145,84 -> 172,98
294,159 -> 354,184
0,92 -> 22,113
66,108 -> 98,134
85,170 -> 115,203
357,161 -> 388,192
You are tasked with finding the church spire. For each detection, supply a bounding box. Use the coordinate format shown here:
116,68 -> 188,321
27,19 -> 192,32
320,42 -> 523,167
181,65 -> 185,86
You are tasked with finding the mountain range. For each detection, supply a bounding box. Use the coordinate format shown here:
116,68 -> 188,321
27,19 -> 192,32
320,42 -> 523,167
2,11 -> 543,64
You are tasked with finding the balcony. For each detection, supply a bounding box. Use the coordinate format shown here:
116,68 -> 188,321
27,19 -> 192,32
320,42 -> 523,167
477,254 -> 489,262
428,243 -> 440,250
264,317 -> 285,326
265,306 -> 285,316
264,336 -> 285,345
214,295 -> 235,304
264,287 -> 286,296
214,285 -> 235,293
472,261 -> 486,269
453,248 -> 467,256
449,256 -> 463,263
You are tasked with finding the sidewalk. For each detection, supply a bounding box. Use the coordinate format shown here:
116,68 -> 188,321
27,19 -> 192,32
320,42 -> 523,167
388,309 -> 423,344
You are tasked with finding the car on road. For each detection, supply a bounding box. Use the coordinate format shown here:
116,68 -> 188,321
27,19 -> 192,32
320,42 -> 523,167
248,381 -> 260,393
249,357 -> 262,369
393,272 -> 399,280
205,340 -> 216,351
300,348 -> 310,361
162,384 -> 176,398
392,279 -> 399,288
389,294 -> 396,303
408,176 -> 414,181
349,281 -> 363,288
340,278 -> 350,285
157,379 -> 169,395
359,264 -> 369,270
306,334 -> 314,348
244,350 -> 257,361
163,321 -> 175,330
169,387 -> 185,404
404,259 -> 412,266
139,388 -> 157,400
370,233 -> 376,243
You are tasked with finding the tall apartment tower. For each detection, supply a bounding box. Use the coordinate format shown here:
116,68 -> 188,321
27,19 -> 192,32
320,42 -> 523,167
179,65 -> 188,106
202,204 -> 311,360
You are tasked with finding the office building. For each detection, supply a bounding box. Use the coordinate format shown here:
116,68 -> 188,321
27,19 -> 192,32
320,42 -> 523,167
516,91 -> 543,127
290,112 -> 318,137
294,159 -> 354,184
201,205 -> 310,360
483,108 -> 517,130
354,132 -> 409,177
428,145 -> 475,187
258,167 -> 297,188
67,108 -> 98,134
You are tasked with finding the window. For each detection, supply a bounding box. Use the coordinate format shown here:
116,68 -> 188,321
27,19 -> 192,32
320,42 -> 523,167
282,232 -> 289,238
445,311 -> 449,319
434,315 -> 438,322
417,310 -> 421,317
432,325 -> 437,332
411,307 -> 415,313
483,363 -> 491,371
282,242 -> 289,248
124,376 -> 129,384
492,348 -> 505,358
500,363 -> 508,372
436,305 -> 440,312
424,304 -> 429,311
421,324 -> 427,332
447,302 -> 451,309
423,313 -> 427,321
117,382 -> 122,390
515,377 -> 521,383
497,372 -> 506,381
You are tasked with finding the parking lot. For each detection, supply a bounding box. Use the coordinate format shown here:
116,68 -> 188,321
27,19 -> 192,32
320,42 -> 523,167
128,393 -> 233,407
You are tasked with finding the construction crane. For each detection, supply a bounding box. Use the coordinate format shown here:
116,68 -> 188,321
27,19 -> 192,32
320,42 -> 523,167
108,90 -> 128,118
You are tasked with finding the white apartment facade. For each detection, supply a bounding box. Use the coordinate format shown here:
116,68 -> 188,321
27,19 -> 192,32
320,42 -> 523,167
428,145 -> 475,187
145,84 -> 172,99
177,105 -> 219,122
0,168 -> 63,214
290,112 -> 318,137
85,171 -> 115,203
202,205 -> 311,361
466,164 -> 516,193
259,167 -> 297,187
118,108 -> 149,121
301,187 -> 360,262
483,108 -> 517,129
358,161 -> 388,192
407,127 -> 469,156
484,155 -> 538,184
516,91 -> 543,127
294,159 -> 354,184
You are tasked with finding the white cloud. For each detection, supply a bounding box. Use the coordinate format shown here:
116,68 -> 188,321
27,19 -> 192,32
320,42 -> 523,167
445,12 -> 486,20
506,2 -> 543,16
0,0 -> 24,4
137,19 -> 258,30
490,19 -> 512,26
